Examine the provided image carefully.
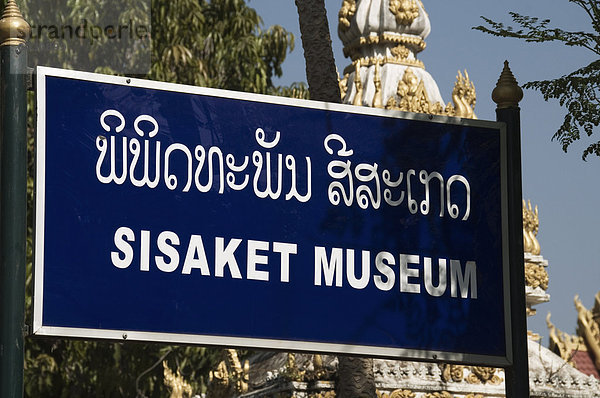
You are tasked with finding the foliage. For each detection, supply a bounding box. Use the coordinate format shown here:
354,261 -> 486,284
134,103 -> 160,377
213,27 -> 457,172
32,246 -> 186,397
149,0 -> 294,92
22,0 -> 151,76
24,337 -> 222,397
271,81 -> 310,99
22,0 -> 298,396
23,0 -> 296,93
474,0 -> 600,159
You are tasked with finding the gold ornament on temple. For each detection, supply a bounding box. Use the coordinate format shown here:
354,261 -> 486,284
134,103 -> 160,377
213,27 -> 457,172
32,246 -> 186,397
310,391 -> 337,398
343,54 -> 424,74
352,61 -> 363,106
466,366 -> 502,385
441,364 -> 464,382
308,354 -> 332,381
389,0 -> 420,25
386,68 -> 430,113
524,262 -> 548,290
547,312 -> 586,366
378,389 -> 416,398
575,293 -> 600,370
163,361 -> 193,398
343,33 -> 426,60
207,349 -> 249,398
424,392 -> 453,398
339,0 -> 357,31
391,44 -> 411,60
449,70 -> 476,119
440,364 -> 501,385
372,61 -> 384,108
527,330 -> 542,341
282,352 -> 306,381
384,68 -> 476,119
522,199 -> 541,255
339,73 -> 349,100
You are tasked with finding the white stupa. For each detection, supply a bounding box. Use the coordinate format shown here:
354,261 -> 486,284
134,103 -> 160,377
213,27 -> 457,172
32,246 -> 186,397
338,0 -> 475,119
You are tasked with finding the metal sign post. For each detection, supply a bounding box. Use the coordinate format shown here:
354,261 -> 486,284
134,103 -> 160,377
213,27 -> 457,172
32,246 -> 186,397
0,2 -> 30,397
493,61 -> 530,398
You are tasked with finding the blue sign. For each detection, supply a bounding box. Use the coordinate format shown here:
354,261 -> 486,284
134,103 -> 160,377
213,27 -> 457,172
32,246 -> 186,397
34,67 -> 510,366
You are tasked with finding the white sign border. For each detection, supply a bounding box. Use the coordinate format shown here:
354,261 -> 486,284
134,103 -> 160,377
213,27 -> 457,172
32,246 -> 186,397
33,66 -> 512,367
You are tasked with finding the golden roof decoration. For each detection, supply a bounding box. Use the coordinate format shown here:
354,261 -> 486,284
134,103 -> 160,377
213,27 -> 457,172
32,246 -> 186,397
450,70 -> 476,119
575,293 -> 600,370
281,352 -> 306,381
391,44 -> 411,59
163,361 -> 194,398
339,73 -> 349,100
342,52 -> 425,76
342,33 -> 426,62
339,0 -> 356,32
383,68 -> 476,119
523,199 -> 547,293
547,293 -> 600,375
389,0 -> 420,25
524,262 -> 548,291
385,68 -> 436,113
372,61 -> 384,108
523,200 -> 541,255
352,61 -> 363,106
441,364 -> 465,383
378,389 -> 416,398
207,349 -> 249,398
424,392 -> 453,398
440,364 -> 502,385
466,367 -> 503,385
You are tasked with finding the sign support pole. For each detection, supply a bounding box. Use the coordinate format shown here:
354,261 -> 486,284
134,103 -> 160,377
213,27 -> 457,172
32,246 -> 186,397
493,61 -> 530,398
0,2 -> 30,397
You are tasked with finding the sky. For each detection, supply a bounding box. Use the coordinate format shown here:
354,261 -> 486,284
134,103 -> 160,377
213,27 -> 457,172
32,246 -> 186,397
249,0 -> 600,346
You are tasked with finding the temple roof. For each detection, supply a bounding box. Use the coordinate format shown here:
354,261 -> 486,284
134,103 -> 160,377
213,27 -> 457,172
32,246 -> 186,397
547,292 -> 600,380
572,351 -> 600,379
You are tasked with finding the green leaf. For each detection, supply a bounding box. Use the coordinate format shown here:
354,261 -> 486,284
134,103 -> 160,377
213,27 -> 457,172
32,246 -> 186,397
475,0 -> 600,159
